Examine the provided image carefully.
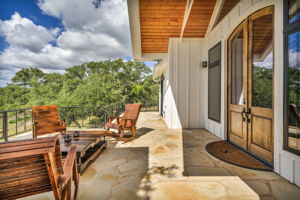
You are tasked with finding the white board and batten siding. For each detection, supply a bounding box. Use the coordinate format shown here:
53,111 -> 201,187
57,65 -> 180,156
163,38 -> 204,129
161,0 -> 300,186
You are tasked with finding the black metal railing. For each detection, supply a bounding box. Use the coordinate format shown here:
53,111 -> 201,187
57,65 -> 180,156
0,108 -> 32,141
59,103 -> 125,129
0,101 -> 158,141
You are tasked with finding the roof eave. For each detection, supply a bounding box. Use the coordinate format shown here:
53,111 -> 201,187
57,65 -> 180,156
128,0 -> 142,60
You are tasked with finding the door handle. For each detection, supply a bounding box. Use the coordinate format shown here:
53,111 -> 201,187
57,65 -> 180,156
245,108 -> 251,122
241,108 -> 251,122
241,108 -> 246,121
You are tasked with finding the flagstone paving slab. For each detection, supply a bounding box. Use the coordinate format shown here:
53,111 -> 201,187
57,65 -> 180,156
19,112 -> 299,200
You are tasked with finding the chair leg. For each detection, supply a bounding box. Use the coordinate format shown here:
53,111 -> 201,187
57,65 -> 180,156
66,180 -> 71,200
132,127 -> 136,137
61,188 -> 67,200
73,161 -> 79,200
119,129 -> 125,138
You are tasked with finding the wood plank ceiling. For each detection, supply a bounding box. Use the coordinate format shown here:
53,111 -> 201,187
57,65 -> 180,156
140,0 -> 217,53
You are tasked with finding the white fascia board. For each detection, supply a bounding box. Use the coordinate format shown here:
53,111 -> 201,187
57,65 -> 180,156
205,0 -> 225,38
127,0 -> 142,60
181,0 -> 195,39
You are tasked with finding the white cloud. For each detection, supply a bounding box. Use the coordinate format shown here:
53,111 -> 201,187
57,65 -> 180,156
289,49 -> 300,69
253,51 -> 273,69
0,0 -> 131,86
0,12 -> 59,53
37,0 -> 131,55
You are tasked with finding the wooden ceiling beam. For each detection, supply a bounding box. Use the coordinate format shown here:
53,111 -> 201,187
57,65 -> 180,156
180,0 -> 194,39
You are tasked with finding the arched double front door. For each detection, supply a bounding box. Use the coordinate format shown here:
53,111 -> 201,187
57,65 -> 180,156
227,6 -> 274,165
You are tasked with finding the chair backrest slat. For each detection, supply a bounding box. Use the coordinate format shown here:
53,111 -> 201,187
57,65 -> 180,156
32,105 -> 66,137
123,104 -> 142,122
32,105 -> 59,121
0,136 -> 64,199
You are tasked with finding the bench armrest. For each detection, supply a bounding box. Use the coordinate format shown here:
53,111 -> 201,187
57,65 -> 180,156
59,145 -> 78,188
33,120 -> 65,126
123,117 -> 135,121
109,116 -> 122,119
108,116 -> 123,123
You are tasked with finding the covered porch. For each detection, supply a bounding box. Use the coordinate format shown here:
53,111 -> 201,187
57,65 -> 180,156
128,0 -> 300,189
20,112 -> 300,200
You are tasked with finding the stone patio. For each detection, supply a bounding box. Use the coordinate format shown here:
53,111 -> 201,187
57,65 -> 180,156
20,112 -> 300,200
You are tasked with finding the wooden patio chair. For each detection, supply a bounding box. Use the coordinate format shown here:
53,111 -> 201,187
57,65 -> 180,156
105,104 -> 142,138
0,136 -> 79,200
32,105 -> 66,138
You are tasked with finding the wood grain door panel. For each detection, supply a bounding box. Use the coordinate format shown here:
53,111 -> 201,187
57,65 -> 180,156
230,111 -> 243,138
250,116 -> 272,151
249,142 -> 273,163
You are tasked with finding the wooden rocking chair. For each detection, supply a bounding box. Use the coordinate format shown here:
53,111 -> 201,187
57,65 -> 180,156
0,136 -> 79,200
105,104 -> 142,138
32,105 -> 66,138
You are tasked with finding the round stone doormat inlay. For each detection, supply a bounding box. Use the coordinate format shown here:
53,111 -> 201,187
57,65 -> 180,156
206,141 -> 272,171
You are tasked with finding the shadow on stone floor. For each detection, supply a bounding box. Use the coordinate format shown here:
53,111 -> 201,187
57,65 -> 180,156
117,127 -> 154,144
137,165 -> 179,199
78,146 -> 150,200
182,129 -> 232,176
19,142 -> 150,200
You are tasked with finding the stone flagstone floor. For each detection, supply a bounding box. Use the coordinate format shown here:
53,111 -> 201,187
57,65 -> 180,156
20,112 -> 300,200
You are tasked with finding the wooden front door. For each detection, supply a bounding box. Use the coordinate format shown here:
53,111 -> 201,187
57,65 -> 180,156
228,20 -> 248,149
227,6 -> 274,164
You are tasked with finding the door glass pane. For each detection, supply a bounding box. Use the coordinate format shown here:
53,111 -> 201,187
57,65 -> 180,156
252,14 -> 273,108
287,31 -> 300,151
231,29 -> 244,105
289,0 -> 300,24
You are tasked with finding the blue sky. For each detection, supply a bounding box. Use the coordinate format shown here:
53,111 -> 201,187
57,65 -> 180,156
0,0 -> 63,30
0,0 -> 156,87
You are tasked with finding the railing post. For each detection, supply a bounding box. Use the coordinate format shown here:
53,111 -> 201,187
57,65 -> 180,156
3,112 -> 8,141
104,109 -> 107,128
24,109 -> 26,132
15,110 -> 18,135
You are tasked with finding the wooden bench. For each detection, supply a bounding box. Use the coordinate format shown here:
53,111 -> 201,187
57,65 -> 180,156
0,136 -> 79,200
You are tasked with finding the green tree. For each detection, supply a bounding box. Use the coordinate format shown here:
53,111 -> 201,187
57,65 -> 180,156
0,59 -> 159,116
252,66 -> 273,108
11,68 -> 44,87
